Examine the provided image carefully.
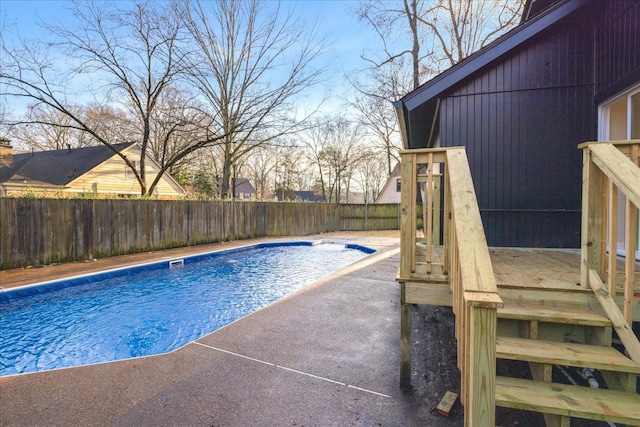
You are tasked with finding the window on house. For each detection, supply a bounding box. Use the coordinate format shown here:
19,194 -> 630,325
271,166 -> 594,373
396,178 -> 401,192
244,193 -> 250,199
599,84 -> 640,260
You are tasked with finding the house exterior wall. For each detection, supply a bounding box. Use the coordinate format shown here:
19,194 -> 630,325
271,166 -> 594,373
376,176 -> 401,204
375,164 -> 402,204
437,1 -> 639,247
594,1 -> 640,104
67,145 -> 184,197
234,191 -> 255,200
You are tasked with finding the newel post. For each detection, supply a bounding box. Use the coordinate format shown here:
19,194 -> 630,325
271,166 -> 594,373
580,145 -> 605,288
466,304 -> 497,427
398,151 -> 416,391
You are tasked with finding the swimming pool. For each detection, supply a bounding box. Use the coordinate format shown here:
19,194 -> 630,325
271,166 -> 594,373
0,241 -> 374,376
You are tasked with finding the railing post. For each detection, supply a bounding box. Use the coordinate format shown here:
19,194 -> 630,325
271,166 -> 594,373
623,143 -> 639,324
399,152 -> 417,278
433,174 -> 442,245
580,145 -> 605,288
399,151 -> 416,391
466,304 -> 497,427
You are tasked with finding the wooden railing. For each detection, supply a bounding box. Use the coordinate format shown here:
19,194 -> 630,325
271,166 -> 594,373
580,139 -> 640,360
398,147 -> 503,426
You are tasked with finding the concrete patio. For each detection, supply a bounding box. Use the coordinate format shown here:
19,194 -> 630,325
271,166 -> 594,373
0,233 -> 463,426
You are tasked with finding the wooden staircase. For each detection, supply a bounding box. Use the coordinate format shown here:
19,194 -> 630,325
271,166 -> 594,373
397,142 -> 640,426
495,303 -> 640,426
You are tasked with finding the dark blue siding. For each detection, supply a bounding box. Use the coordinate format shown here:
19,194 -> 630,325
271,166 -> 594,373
595,1 -> 640,102
426,0 -> 639,247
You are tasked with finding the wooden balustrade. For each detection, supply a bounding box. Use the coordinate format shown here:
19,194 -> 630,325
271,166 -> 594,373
580,140 -> 640,326
398,142 -> 639,426
398,147 -> 502,426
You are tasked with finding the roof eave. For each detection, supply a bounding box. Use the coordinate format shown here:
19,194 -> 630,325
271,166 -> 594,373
393,100 -> 410,150
398,0 -> 589,113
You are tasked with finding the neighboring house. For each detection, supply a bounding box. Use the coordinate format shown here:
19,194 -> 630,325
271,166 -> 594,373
230,178 -> 256,200
394,0 -> 639,248
293,191 -> 325,202
375,163 -> 401,204
0,142 -> 185,198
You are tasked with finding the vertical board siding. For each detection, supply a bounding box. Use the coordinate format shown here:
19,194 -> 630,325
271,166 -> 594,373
0,199 -> 402,270
438,6 -> 598,247
595,1 -> 640,102
435,0 -> 639,248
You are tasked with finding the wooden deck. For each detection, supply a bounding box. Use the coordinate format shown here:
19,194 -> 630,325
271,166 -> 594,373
405,245 -> 640,321
396,143 -> 640,426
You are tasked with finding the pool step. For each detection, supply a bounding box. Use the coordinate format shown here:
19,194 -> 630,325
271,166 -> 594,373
495,376 -> 640,426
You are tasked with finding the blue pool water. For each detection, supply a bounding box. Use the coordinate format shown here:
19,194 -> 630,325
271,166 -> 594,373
0,241 -> 374,376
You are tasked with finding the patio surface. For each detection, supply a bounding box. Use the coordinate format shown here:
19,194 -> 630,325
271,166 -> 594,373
0,232 -> 463,426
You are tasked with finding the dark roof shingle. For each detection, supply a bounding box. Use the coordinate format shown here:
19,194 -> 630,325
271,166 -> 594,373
0,143 -> 134,186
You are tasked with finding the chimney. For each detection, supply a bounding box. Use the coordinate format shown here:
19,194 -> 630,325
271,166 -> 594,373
0,138 -> 12,168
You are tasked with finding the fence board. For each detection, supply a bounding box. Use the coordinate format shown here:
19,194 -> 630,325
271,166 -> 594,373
0,199 -> 407,270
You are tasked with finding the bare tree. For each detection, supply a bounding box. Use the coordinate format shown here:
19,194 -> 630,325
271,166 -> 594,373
301,119 -> 331,202
0,1 -> 227,196
177,0 -> 327,198
79,104 -> 137,146
145,86 -> 209,182
357,0 -> 432,92
8,103 -> 136,151
304,116 -> 367,203
273,146 -> 303,201
11,104 -> 83,151
420,0 -> 524,69
357,0 -> 524,88
245,144 -> 279,199
351,0 -> 524,175
350,89 -> 402,176
355,150 -> 388,204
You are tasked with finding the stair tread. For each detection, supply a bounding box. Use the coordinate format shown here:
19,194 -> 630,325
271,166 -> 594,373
496,376 -> 640,425
496,336 -> 640,373
497,304 -> 611,326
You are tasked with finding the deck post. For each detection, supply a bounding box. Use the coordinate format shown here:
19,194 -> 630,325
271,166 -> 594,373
399,152 -> 417,277
400,282 -> 412,390
466,305 -> 497,427
580,146 -> 604,288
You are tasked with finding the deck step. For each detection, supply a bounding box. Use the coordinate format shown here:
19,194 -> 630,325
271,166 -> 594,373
496,336 -> 640,373
497,304 -> 612,327
495,376 -> 640,426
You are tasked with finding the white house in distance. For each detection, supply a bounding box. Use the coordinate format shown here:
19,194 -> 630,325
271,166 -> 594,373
375,163 -> 401,204
0,141 -> 185,198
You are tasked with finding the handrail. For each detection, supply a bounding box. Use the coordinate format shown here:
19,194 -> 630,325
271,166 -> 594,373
445,148 -> 501,297
580,140 -> 639,326
398,146 -> 502,426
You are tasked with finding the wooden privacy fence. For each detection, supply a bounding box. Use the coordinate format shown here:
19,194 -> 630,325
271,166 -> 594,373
0,200 -> 410,270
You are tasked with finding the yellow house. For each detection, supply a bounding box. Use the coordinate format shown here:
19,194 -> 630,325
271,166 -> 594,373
0,142 -> 185,197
